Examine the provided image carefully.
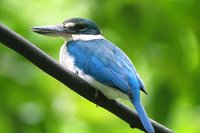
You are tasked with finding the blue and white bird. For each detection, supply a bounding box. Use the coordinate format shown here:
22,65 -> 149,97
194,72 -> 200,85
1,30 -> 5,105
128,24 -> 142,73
32,18 -> 155,133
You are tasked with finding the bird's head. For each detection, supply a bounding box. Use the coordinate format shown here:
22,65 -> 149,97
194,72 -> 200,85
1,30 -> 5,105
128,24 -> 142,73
32,18 -> 103,40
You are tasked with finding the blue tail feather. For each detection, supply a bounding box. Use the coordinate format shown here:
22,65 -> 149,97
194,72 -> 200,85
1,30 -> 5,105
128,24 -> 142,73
133,100 -> 155,133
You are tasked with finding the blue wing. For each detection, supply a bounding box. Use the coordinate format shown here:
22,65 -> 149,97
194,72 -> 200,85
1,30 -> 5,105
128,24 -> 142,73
66,39 -> 154,133
67,39 -> 146,95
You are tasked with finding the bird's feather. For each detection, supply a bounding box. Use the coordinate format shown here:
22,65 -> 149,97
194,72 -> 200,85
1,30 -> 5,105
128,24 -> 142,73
64,38 -> 154,133
66,39 -> 145,96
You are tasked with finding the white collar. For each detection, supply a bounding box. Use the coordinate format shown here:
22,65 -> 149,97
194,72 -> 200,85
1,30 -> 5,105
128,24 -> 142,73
69,34 -> 105,41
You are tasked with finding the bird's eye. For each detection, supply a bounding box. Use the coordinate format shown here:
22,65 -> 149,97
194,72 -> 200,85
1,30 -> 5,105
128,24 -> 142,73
77,24 -> 87,31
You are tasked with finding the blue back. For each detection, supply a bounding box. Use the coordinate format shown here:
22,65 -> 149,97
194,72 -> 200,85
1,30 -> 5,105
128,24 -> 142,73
67,39 -> 155,132
67,39 -> 145,97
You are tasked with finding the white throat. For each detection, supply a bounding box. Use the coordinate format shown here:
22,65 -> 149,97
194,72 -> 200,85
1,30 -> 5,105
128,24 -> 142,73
69,34 -> 105,41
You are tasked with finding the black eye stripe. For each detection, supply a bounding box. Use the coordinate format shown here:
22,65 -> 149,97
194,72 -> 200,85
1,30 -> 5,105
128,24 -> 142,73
76,24 -> 87,31
78,25 -> 85,29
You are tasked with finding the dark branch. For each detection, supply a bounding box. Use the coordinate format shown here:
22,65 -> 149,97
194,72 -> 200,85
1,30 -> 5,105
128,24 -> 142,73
0,23 -> 173,133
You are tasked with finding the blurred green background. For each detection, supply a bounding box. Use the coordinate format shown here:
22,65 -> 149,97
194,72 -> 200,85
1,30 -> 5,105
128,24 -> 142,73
0,0 -> 200,133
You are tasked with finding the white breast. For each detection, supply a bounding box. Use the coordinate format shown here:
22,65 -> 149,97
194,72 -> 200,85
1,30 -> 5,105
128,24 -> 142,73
59,44 -> 75,71
59,43 -> 130,101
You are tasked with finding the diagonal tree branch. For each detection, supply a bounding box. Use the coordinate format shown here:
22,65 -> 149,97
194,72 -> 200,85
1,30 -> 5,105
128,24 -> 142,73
0,23 -> 173,133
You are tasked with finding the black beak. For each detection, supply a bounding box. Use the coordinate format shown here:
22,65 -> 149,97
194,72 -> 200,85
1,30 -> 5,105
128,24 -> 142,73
31,25 -> 69,37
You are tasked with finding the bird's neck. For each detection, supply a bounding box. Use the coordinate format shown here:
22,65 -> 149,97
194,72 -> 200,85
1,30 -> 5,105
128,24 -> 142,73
69,34 -> 105,41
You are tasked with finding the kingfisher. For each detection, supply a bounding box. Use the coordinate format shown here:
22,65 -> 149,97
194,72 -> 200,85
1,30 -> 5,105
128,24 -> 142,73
32,18 -> 155,133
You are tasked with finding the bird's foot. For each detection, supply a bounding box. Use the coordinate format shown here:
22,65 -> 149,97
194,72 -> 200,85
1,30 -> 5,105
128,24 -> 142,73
94,89 -> 99,108
94,89 -> 99,99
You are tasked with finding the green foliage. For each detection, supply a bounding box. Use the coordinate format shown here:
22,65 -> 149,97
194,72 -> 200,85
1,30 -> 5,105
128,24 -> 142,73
0,0 -> 200,132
